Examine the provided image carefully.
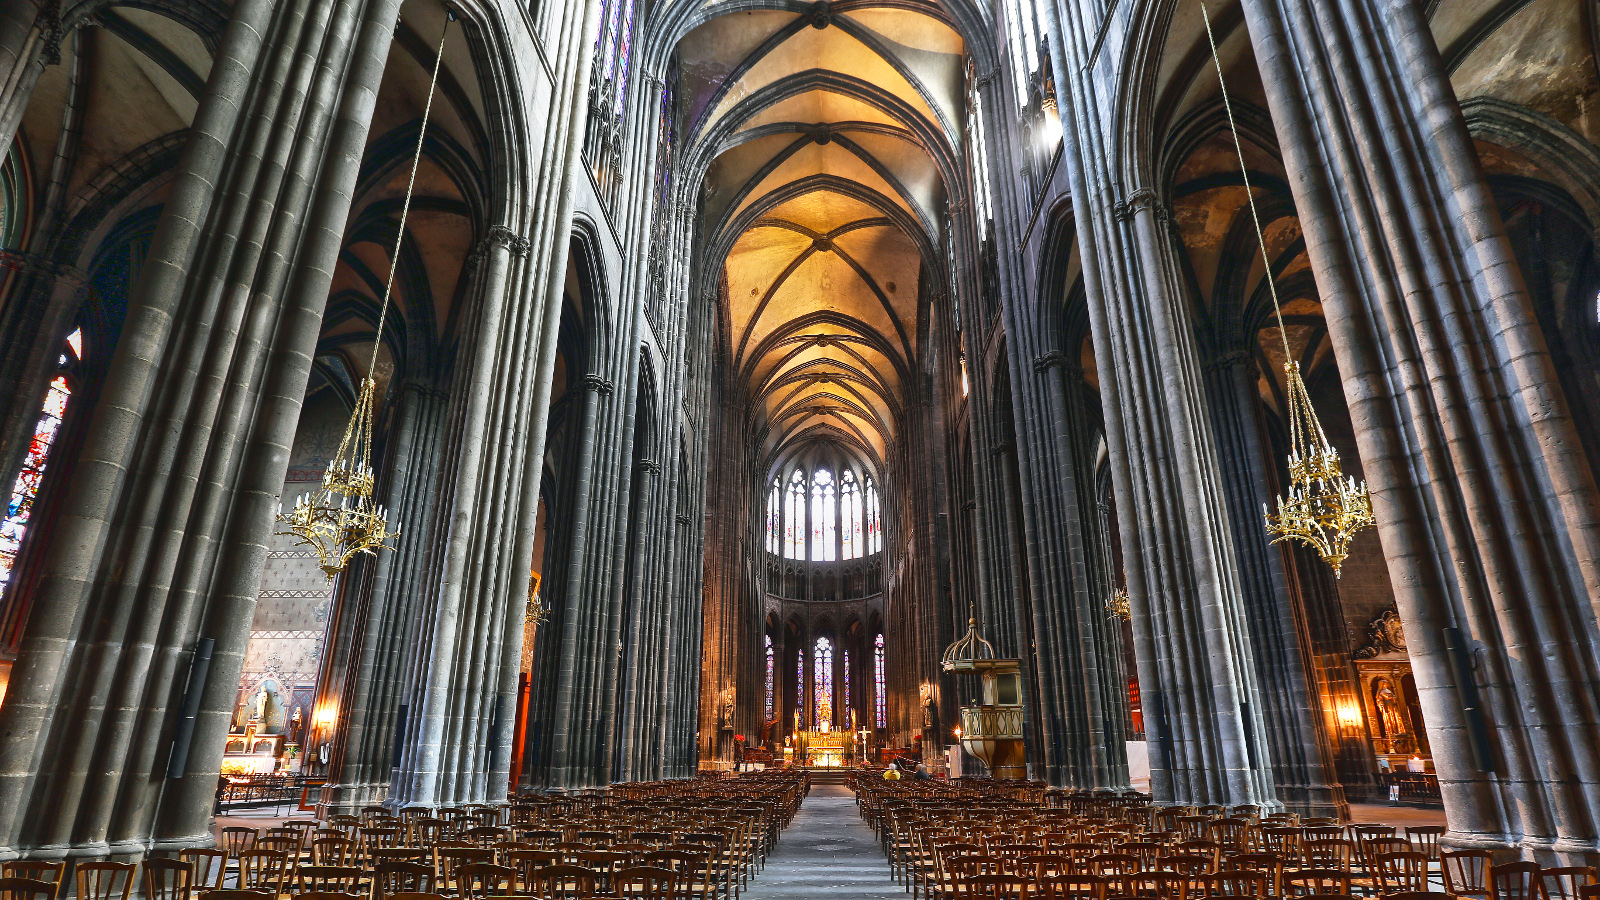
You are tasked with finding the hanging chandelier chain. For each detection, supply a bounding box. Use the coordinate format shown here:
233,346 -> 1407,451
1198,1 -> 1375,577
1198,3 -> 1292,366
1199,0 -> 1329,457
370,11 -> 452,376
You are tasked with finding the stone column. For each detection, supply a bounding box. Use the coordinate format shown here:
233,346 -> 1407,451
1204,351 -> 1347,817
1239,0 -> 1600,856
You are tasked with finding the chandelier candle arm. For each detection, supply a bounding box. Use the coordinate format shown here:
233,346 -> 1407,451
1199,1 -> 1376,576
275,12 -> 454,579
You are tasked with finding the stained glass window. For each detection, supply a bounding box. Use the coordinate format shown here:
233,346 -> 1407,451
842,648 -> 851,725
812,469 -> 835,562
766,479 -> 781,553
0,330 -> 79,602
841,470 -> 863,560
785,470 -> 806,559
797,650 -> 805,722
814,636 -> 833,726
874,633 -> 886,728
865,475 -> 882,554
765,635 -> 775,721
1002,0 -> 1041,103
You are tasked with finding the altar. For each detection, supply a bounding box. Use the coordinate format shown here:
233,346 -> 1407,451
789,726 -> 854,767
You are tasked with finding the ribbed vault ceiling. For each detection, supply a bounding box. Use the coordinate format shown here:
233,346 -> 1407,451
681,1 -> 964,471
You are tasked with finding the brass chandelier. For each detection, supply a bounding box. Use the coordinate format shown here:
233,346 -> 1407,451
1199,2 -> 1376,577
278,12 -> 454,578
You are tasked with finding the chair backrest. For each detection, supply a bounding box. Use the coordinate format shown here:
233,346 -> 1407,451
291,892 -> 365,900
311,838 -> 360,866
960,874 -> 1028,900
1305,840 -> 1356,871
0,879 -> 57,900
235,851 -> 289,893
372,862 -> 435,899
1088,853 -> 1140,876
528,865 -> 600,900
1383,893 -> 1453,900
1286,868 -> 1352,897
143,858 -> 194,900
76,862 -> 137,900
1406,828 -> 1445,860
1,864 -> 63,900
1543,868 -> 1599,900
1491,862 -> 1546,900
451,863 -> 516,900
1159,854 -> 1216,877
613,866 -> 681,900
1034,874 -> 1106,900
180,850 -> 228,890
384,894 -> 447,900
198,892 -> 272,900
219,827 -> 258,853
1206,870 -> 1268,898
1443,851 -> 1495,898
294,866 -> 363,894
1376,852 -> 1430,893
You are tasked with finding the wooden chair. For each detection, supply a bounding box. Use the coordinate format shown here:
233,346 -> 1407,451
525,864 -> 601,900
292,867 -> 362,895
1036,875 -> 1106,900
463,827 -> 511,849
180,851 -> 228,891
143,859 -> 195,900
311,837 -> 361,866
1443,852 -> 1494,900
234,851 -> 289,895
1491,863 -> 1546,900
197,892 -> 271,900
1377,852 -> 1432,895
436,847 -> 496,886
1542,868 -> 1598,900
0,864 -> 63,900
1116,870 -> 1186,899
960,874 -> 1028,900
290,893 -> 364,900
220,827 -> 258,853
372,862 -> 435,899
0,879 -> 56,900
1202,871 -> 1268,898
613,866 -> 683,900
76,862 -> 137,900
1406,829 -> 1445,864
1157,856 -> 1213,879
1385,893 -> 1453,900
506,851 -> 561,890
383,893 -> 448,900
1287,869 -> 1353,897
1306,840 -> 1357,872
257,837 -> 302,857
1229,854 -> 1285,896
451,863 -> 516,900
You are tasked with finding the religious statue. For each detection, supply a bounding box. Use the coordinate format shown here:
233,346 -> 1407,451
1374,678 -> 1407,751
288,706 -> 304,745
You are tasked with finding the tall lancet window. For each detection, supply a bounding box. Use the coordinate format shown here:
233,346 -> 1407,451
864,475 -> 882,554
0,329 -> 80,603
812,469 -> 836,562
1001,0 -> 1042,102
765,635 -> 775,721
842,648 -> 851,724
874,633 -> 887,728
840,470 -> 863,560
766,479 -> 781,553
596,0 -> 638,115
784,470 -> 806,559
797,650 -> 805,721
814,636 -> 833,726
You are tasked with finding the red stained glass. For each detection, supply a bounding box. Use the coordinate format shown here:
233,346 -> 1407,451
0,375 -> 71,595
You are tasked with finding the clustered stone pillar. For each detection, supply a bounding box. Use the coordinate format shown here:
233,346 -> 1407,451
1033,2 -> 1279,808
969,61 -> 1131,789
1238,0 -> 1600,858
0,0 -> 405,855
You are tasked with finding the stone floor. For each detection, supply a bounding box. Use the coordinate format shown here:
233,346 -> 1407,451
744,783 -> 902,900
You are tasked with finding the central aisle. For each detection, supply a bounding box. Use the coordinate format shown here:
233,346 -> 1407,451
744,783 -> 901,900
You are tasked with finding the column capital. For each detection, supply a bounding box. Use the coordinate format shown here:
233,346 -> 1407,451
1204,349 -> 1256,372
1032,351 -> 1068,374
1114,187 -> 1167,222
485,224 -> 531,257
582,374 -> 615,396
637,458 -> 662,475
